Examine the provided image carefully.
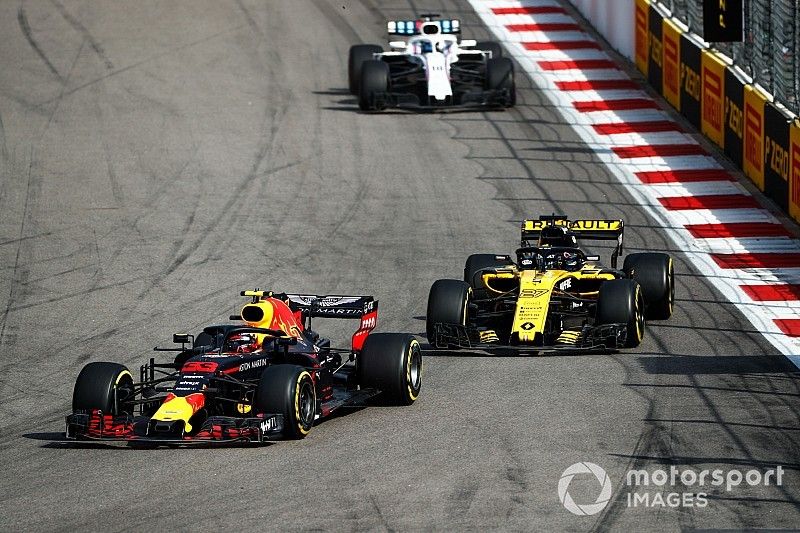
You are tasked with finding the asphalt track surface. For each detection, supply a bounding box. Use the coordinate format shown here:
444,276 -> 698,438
0,1 -> 798,531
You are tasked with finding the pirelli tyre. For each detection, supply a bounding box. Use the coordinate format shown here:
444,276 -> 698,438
72,362 -> 135,416
476,40 -> 503,59
623,253 -> 674,320
255,365 -> 316,439
597,279 -> 645,348
359,60 -> 390,111
348,44 -> 382,94
486,57 -> 515,107
464,254 -> 514,299
426,279 -> 471,346
359,333 -> 422,406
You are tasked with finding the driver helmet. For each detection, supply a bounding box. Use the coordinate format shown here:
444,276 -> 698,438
539,226 -> 577,248
225,333 -> 259,354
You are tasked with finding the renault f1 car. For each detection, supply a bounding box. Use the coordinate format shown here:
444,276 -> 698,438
426,215 -> 675,353
66,290 -> 422,444
348,13 -> 516,110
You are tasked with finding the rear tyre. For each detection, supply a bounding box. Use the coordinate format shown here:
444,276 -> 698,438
348,44 -> 383,94
476,40 -> 503,59
464,253 -> 514,298
623,253 -> 674,320
359,60 -> 390,111
359,333 -> 422,405
255,365 -> 316,439
597,279 -> 645,348
486,57 -> 515,107
72,362 -> 135,416
426,279 -> 471,346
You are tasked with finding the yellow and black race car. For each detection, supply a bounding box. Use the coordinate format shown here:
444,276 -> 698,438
426,215 -> 674,353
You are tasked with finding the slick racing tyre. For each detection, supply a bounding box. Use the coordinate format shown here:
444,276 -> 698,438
359,60 -> 390,111
255,365 -> 316,439
426,279 -> 470,347
476,40 -> 503,59
348,44 -> 383,94
597,279 -> 645,348
486,57 -> 516,107
359,333 -> 422,406
623,253 -> 674,320
72,362 -> 135,416
464,253 -> 514,299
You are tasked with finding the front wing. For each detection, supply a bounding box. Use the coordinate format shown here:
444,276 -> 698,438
429,323 -> 628,354
364,88 -> 513,110
65,410 -> 285,445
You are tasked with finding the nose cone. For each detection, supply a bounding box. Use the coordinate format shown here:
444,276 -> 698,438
152,392 -> 205,433
425,52 -> 452,101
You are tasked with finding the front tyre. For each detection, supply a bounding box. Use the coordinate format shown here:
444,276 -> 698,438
476,40 -> 503,59
255,365 -> 316,439
348,44 -> 383,94
426,279 -> 471,346
623,253 -> 674,320
359,333 -> 422,405
72,362 -> 135,416
597,279 -> 645,348
486,57 -> 515,107
359,60 -> 390,111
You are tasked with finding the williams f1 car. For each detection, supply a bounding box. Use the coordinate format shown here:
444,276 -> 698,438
348,13 -> 516,111
66,290 -> 422,444
426,215 -> 675,353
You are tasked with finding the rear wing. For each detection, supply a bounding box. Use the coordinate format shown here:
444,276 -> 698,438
521,215 -> 624,268
387,18 -> 460,35
241,291 -> 377,352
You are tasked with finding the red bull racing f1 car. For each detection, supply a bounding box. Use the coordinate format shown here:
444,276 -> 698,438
66,290 -> 422,444
426,215 -> 675,354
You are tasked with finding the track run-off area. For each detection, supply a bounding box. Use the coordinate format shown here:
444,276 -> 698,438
0,0 -> 798,530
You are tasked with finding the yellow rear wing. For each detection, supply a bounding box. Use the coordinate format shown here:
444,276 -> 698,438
521,216 -> 624,267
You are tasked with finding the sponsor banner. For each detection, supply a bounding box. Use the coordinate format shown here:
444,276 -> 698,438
791,119 -> 800,221
743,85 -> 768,190
680,33 -> 702,129
703,0 -> 744,42
634,0 -> 650,76
662,18 -> 682,111
723,67 -> 746,167
764,102 -> 792,212
647,3 -> 663,91
701,51 -> 727,148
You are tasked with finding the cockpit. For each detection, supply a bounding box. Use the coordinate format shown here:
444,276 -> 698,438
516,246 -> 586,272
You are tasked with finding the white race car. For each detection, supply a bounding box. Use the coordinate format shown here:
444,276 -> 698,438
348,14 -> 516,111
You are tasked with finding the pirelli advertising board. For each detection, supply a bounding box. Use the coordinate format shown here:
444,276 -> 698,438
662,18 -> 682,111
723,67 -> 746,167
701,51 -> 726,148
635,0 -> 650,76
791,119 -> 800,221
680,33 -> 702,129
647,3 -> 663,91
743,85 -> 768,190
764,102 -> 792,212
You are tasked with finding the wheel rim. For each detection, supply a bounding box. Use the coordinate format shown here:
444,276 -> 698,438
297,380 -> 315,430
634,289 -> 645,342
408,343 -> 422,392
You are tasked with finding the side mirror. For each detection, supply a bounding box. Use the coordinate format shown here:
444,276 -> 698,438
277,336 -> 298,347
389,41 -> 406,50
460,39 -> 477,47
173,333 -> 193,344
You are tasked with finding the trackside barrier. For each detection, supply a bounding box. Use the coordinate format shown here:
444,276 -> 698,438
764,103 -> 793,213
791,119 -> 800,221
647,2 -> 664,92
632,1 -> 799,220
701,50 -> 727,149
743,85 -> 769,191
724,66 -> 746,168
661,18 -> 681,111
